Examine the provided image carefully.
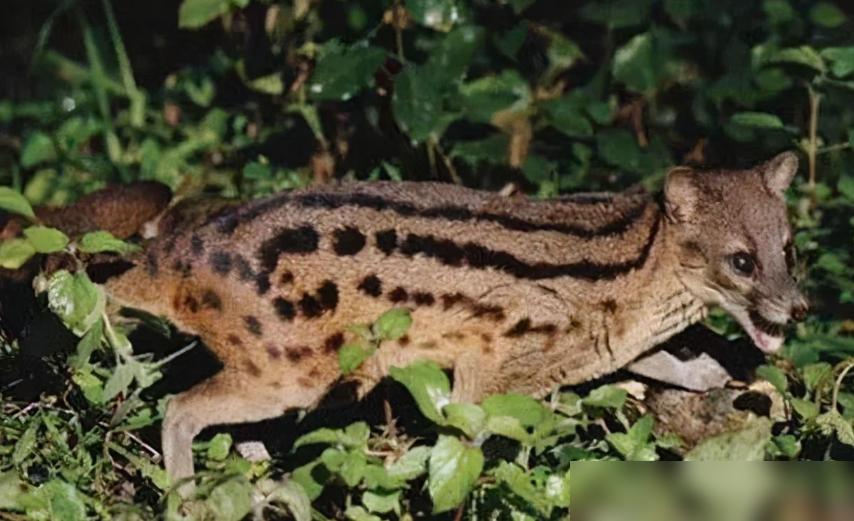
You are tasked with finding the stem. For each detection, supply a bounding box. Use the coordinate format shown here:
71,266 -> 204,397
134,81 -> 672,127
807,86 -> 821,194
832,358 -> 854,414
393,0 -> 405,61
817,142 -> 851,155
101,0 -> 137,96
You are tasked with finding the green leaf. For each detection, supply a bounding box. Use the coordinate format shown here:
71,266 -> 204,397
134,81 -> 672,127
821,47 -> 854,78
0,239 -> 36,270
802,362 -> 833,393
258,480 -> 312,521
236,61 -> 284,95
541,96 -> 593,138
730,112 -> 785,129
47,270 -> 105,334
179,0 -> 231,29
363,489 -> 401,515
392,65 -> 446,143
444,403 -> 486,438
30,480 -> 88,521
0,187 -> 35,218
20,131 -> 57,168
426,26 -> 486,84
837,175 -> 854,201
612,32 -> 660,92
506,0 -> 536,15
815,411 -> 854,447
763,0 -> 795,26
756,364 -> 788,395
485,415 -> 532,443
606,415 -> 658,461
373,308 -> 413,341
13,423 -> 38,466
407,0 -> 462,31
581,385 -> 627,409
388,446 -> 431,481
309,46 -> 387,101
71,319 -> 103,369
345,506 -> 382,521
206,479 -> 253,521
207,433 -> 233,461
294,422 -> 370,450
291,461 -> 331,501
71,367 -> 104,405
770,435 -> 801,459
791,398 -> 820,421
0,471 -> 29,512
483,393 -> 548,427
23,226 -> 69,253
339,344 -> 374,375
428,435 -> 484,513
390,361 -> 451,424
491,461 -> 553,516
758,45 -> 826,73
684,417 -> 773,461
810,2 -> 846,28
458,70 -> 528,123
103,363 -> 135,402
78,231 -> 136,255
581,0 -> 654,29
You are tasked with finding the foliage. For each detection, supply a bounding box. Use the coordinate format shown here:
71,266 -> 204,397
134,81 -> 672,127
1,0 -> 854,519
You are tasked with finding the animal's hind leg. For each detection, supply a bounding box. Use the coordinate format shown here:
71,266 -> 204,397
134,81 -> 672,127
162,368 -> 327,494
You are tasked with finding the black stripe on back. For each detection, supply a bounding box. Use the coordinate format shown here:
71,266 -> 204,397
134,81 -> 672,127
397,215 -> 661,281
257,225 -> 320,273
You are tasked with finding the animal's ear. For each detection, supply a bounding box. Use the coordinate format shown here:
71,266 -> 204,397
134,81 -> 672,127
762,151 -> 799,195
663,166 -> 698,223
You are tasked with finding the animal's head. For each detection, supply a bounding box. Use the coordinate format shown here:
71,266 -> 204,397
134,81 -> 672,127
663,152 -> 808,353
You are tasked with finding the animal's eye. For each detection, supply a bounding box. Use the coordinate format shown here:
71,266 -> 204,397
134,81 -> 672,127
730,252 -> 756,276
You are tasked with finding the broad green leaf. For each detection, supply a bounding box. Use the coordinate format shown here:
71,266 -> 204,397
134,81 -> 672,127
20,131 -> 57,168
444,403 -> 486,438
485,415 -> 532,443
236,61 -> 284,95
339,344 -> 374,375
458,70 -> 528,123
547,470 -> 571,508
392,65 -> 446,142
0,239 -> 36,270
613,32 -> 660,92
451,133 -> 509,166
483,393 -> 548,427
581,0 -> 654,29
56,117 -> 101,151
541,96 -> 593,138
757,45 -> 826,73
207,433 -> 233,461
78,231 -> 136,255
407,0 -> 462,31
810,2 -> 846,28
70,319 -> 103,369
206,479 -> 253,521
763,0 -> 795,26
815,411 -> 854,447
291,461 -> 331,501
684,417 -> 772,461
0,471 -> 29,511
390,361 -> 451,424
605,415 -> 658,461
791,398 -> 819,421
363,489 -> 401,515
294,422 -> 370,450
730,112 -> 785,129
837,175 -> 854,201
373,308 -> 413,341
491,461 -> 552,516
821,47 -> 854,78
13,424 -> 38,466
493,25 -> 527,60
0,187 -> 35,218
29,480 -> 88,521
426,26 -> 486,84
178,0 -> 231,28
47,270 -> 105,334
581,385 -> 627,409
428,435 -> 484,513
23,226 -> 69,253
388,445 -> 431,481
345,506 -> 382,521
542,28 -> 584,78
103,363 -> 135,402
756,364 -> 788,395
309,46 -> 387,101
258,480 -> 312,521
770,434 -> 801,459
802,362 -> 833,393
339,451 -> 370,487
71,367 -> 104,405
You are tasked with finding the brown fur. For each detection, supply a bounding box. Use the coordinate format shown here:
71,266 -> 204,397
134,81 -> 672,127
103,153 -> 806,486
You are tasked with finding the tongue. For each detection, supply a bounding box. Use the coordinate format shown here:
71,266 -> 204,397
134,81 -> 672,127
754,331 -> 784,354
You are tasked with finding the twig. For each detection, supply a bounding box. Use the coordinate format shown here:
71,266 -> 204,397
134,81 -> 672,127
807,86 -> 821,194
832,358 -> 854,414
453,502 -> 466,521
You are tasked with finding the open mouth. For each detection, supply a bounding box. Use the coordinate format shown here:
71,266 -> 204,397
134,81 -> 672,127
746,310 -> 786,354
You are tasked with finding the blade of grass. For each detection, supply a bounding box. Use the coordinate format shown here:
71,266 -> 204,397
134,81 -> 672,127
101,0 -> 146,127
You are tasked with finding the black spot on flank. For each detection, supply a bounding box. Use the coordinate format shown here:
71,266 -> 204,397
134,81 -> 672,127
191,235 -> 204,256
400,234 -> 465,266
299,294 -> 323,318
146,251 -> 159,276
333,227 -> 366,256
358,275 -> 382,297
388,287 -> 408,303
200,289 -> 223,311
227,334 -> 243,346
317,280 -> 339,311
286,346 -> 313,363
257,225 -> 319,273
441,293 -> 466,310
274,298 -> 296,321
210,251 -> 233,274
413,292 -> 435,306
234,255 -> 255,281
375,229 -> 398,255
472,303 -> 506,321
399,335 -> 410,346
172,260 -> 193,278
255,272 -> 271,295
324,333 -> 345,353
244,316 -> 263,337
280,271 -> 294,285
505,318 -> 531,337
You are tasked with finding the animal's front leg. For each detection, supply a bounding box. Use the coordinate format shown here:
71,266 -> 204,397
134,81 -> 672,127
627,349 -> 731,391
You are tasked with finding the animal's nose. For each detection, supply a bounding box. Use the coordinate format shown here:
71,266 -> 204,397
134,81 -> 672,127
790,301 -> 809,322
